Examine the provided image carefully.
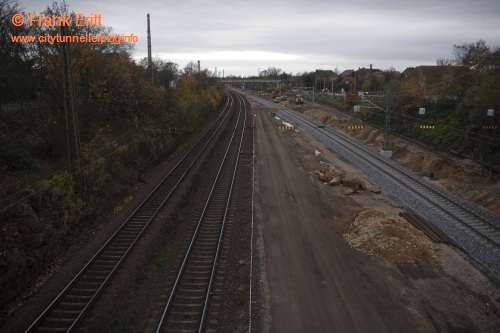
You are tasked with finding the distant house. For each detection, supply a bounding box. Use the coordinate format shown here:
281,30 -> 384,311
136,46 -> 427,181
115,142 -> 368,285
339,69 -> 354,78
338,70 -> 355,90
402,65 -> 455,97
315,69 -> 338,81
388,70 -> 401,79
402,65 -> 451,85
315,69 -> 338,91
340,76 -> 355,87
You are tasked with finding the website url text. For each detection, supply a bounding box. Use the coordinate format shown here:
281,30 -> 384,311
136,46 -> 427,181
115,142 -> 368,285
11,33 -> 139,45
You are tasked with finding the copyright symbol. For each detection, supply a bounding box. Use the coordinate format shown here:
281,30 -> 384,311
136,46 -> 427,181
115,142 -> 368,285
11,13 -> 25,26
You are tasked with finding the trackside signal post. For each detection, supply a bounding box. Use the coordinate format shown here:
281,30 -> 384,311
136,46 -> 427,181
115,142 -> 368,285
354,90 -> 393,158
380,90 -> 392,158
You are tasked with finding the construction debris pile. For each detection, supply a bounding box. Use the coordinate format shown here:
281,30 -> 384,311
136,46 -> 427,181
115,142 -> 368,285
332,209 -> 438,262
314,166 -> 381,195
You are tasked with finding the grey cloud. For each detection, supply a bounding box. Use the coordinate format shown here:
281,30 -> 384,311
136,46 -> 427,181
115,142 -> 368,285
21,0 -> 500,75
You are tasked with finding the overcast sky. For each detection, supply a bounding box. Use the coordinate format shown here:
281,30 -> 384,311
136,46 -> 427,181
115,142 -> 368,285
20,0 -> 500,76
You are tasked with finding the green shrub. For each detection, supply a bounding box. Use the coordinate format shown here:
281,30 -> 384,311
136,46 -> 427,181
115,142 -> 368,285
0,144 -> 35,171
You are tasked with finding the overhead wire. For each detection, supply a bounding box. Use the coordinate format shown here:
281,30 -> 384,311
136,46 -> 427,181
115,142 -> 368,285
356,101 -> 500,149
352,66 -> 499,148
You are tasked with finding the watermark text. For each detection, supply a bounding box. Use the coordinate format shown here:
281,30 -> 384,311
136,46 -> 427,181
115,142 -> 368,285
11,33 -> 139,45
11,13 -> 103,27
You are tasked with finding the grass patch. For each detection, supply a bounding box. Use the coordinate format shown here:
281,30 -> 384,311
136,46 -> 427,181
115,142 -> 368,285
317,95 -> 349,112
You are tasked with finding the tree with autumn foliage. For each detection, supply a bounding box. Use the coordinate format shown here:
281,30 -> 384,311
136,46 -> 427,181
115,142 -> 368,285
451,40 -> 500,125
0,1 -> 225,320
448,40 -> 500,162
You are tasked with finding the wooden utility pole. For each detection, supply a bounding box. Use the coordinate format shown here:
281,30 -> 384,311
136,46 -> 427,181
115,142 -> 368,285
61,26 -> 86,201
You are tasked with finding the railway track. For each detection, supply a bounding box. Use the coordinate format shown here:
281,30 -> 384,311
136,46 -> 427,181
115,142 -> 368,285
399,211 -> 460,247
155,91 -> 248,333
24,93 -> 237,332
247,93 -> 500,278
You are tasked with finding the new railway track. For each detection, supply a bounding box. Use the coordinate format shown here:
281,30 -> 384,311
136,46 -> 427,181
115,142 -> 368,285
247,93 -> 500,278
24,91 -> 240,332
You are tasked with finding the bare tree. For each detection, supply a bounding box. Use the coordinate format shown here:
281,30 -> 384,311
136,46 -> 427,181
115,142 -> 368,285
453,39 -> 491,70
436,58 -> 453,66
267,66 -> 282,78
183,61 -> 199,75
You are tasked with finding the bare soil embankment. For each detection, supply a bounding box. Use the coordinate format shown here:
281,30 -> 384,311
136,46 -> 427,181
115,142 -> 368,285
294,104 -> 500,216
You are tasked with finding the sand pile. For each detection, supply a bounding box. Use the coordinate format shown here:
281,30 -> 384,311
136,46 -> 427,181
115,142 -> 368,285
333,209 -> 437,262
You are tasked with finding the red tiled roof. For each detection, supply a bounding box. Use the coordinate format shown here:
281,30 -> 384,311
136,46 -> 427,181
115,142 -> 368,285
339,69 -> 354,77
340,77 -> 355,85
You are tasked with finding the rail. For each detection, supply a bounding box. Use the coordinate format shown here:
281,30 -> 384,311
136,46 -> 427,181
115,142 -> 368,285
155,90 -> 247,333
24,93 -> 235,332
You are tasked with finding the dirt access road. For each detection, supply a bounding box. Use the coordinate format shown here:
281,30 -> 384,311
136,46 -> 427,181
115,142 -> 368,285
252,98 -> 500,332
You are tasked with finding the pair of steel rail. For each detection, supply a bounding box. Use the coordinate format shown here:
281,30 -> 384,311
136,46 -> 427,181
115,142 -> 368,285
25,90 -> 248,332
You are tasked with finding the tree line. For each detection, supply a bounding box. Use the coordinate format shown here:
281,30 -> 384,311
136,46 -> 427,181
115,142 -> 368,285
351,40 -> 500,167
253,42 -> 500,168
0,0 -> 223,322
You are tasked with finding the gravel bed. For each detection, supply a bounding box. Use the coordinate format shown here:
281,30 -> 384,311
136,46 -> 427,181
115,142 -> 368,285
70,91 -> 254,332
208,91 -> 254,332
245,93 -> 500,281
285,109 -> 500,280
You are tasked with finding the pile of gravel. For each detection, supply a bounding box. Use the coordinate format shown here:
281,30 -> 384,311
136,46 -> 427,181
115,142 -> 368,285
244,93 -> 500,280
